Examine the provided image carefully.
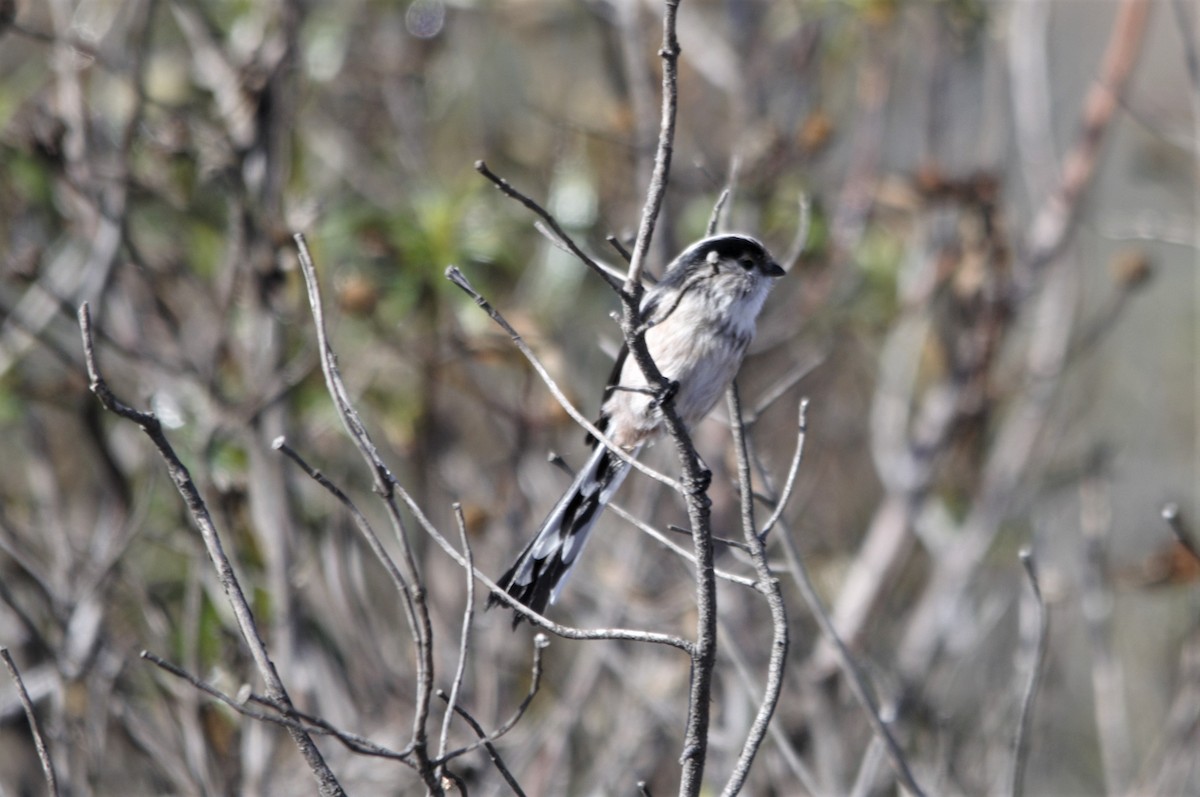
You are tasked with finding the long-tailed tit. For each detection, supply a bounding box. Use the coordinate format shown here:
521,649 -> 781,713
490,234 -> 785,622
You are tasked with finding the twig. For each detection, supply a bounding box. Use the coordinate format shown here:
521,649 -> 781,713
753,403 -> 926,795
1079,476 -> 1133,793
543,454 -> 755,580
623,0 -> 681,292
444,265 -> 683,495
665,522 -> 751,554
706,187 -> 731,236
1162,503 -> 1200,567
1008,548 -> 1048,797
77,302 -> 346,797
1021,0 -> 1152,275
435,689 -> 526,796
609,508 -> 756,587
273,437 -> 423,657
781,193 -> 813,271
716,616 -> 824,795
475,160 -> 621,292
610,6 -> 722,792
395,480 -> 693,651
1,648 -> 59,797
435,633 -> 548,770
720,382 -> 789,797
437,504 -> 476,779
292,234 -> 440,792
141,651 -> 415,764
757,399 -> 808,539
607,234 -> 633,264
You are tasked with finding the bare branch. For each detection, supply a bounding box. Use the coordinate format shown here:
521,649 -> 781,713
141,651 -> 415,764
757,398 -> 808,539
476,160 -> 622,292
706,187 -> 731,236
623,0 -> 682,292
720,382 -> 789,797
293,234 -> 444,791
273,436 -> 424,660
751,402 -> 926,796
444,265 -> 683,495
1,648 -> 59,797
1008,548 -> 1049,797
781,193 -> 813,272
77,302 -> 346,797
1162,503 -> 1200,567
435,633 -> 547,771
436,503 -> 476,777
1021,0 -> 1152,275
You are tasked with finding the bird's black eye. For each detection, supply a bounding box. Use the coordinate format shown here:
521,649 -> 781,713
737,257 -> 755,271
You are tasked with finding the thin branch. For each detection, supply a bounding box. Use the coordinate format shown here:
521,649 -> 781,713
475,160 -> 621,292
781,193 -> 813,271
292,234 -> 440,792
1021,0 -> 1152,275
609,7 -> 722,791
444,265 -> 683,495
543,454 -> 755,584
623,0 -> 681,292
1,648 -> 59,797
395,480 -> 693,651
437,504 -> 476,775
436,691 -> 526,796
706,187 -> 731,236
607,507 -> 756,587
607,234 -> 633,264
757,398 -> 808,539
716,616 -> 824,795
720,382 -> 789,797
273,437 -> 422,657
1008,548 -> 1049,797
665,522 -> 751,554
434,633 -> 547,770
77,302 -> 346,797
1162,503 -> 1200,567
141,651 -> 415,764
751,400 -> 926,796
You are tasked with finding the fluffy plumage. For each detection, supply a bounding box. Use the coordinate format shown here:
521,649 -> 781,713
490,234 -> 784,623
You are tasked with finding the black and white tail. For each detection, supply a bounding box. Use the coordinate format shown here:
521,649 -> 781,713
489,442 -> 638,623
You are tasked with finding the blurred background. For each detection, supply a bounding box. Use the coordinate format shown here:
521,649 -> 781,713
0,0 -> 1196,794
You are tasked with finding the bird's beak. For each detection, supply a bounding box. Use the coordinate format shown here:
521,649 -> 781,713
765,261 -> 785,278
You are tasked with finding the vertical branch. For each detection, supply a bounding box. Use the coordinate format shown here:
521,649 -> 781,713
601,3 -> 722,792
76,303 -> 346,797
759,407 -> 926,796
1079,477 -> 1133,794
1,648 -> 60,797
1008,549 -> 1048,797
623,0 -> 681,292
1022,0 -> 1152,273
720,383 -> 789,797
292,235 -> 442,793
437,504 -> 476,780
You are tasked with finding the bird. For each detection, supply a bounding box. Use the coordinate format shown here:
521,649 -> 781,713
490,233 -> 785,623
